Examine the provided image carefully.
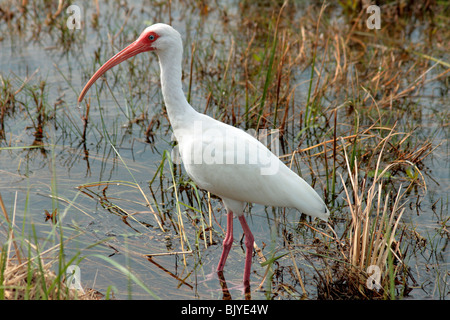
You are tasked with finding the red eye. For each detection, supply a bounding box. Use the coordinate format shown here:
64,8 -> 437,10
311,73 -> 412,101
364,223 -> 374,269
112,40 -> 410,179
148,35 -> 155,41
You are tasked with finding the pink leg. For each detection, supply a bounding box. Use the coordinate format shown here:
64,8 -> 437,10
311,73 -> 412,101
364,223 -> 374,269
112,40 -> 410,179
238,215 -> 254,288
217,211 -> 233,272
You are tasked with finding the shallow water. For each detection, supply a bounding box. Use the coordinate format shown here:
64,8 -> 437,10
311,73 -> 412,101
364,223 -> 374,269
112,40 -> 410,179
0,1 -> 448,300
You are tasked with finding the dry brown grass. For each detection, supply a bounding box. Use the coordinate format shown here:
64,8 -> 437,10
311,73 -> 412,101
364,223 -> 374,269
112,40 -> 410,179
0,259 -> 97,300
0,0 -> 447,299
0,193 -> 100,300
315,128 -> 422,299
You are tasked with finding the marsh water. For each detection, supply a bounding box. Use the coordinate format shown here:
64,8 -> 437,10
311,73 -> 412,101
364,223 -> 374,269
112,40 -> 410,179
0,1 -> 448,299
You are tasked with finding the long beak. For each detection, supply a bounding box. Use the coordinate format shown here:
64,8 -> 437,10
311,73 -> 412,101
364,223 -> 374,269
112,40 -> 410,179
78,40 -> 153,103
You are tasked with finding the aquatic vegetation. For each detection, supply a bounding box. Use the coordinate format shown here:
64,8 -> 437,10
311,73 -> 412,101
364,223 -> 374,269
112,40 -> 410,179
0,0 -> 448,300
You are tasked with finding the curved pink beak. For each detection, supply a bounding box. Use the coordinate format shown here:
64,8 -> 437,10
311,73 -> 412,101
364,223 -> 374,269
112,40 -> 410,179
78,39 -> 154,103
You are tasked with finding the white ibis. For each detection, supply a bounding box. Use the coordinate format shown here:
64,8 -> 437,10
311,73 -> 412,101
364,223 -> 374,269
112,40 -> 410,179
78,23 -> 329,290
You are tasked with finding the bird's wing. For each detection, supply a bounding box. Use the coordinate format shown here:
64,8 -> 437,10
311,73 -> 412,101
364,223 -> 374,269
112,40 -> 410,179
177,117 -> 329,220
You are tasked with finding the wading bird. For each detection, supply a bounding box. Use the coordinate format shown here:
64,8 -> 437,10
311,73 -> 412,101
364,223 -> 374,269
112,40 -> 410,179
78,23 -> 329,291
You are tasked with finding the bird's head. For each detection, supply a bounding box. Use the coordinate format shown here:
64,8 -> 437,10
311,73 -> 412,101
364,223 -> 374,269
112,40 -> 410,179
139,23 -> 182,52
78,23 -> 181,103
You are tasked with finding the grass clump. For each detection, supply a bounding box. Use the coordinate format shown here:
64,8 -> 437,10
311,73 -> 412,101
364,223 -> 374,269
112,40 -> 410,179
315,129 -> 422,299
0,193 -> 89,300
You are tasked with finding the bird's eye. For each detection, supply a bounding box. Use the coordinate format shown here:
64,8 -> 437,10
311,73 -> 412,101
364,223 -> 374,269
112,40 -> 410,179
148,35 -> 155,41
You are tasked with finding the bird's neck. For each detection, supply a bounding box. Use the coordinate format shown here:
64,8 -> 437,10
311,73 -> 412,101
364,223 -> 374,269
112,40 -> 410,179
158,49 -> 198,135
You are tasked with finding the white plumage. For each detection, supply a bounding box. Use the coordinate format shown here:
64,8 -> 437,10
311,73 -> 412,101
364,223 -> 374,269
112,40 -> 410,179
79,23 -> 329,290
